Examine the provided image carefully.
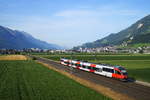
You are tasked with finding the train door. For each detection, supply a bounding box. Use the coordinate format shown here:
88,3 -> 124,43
94,66 -> 103,75
112,70 -> 122,79
106,72 -> 112,77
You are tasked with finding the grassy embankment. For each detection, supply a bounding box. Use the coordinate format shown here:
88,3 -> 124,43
0,55 -> 111,100
38,54 -> 150,82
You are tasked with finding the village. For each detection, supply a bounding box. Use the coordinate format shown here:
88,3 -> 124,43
1,45 -> 150,54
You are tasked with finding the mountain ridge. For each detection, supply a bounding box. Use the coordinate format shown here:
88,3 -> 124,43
74,14 -> 150,49
0,25 -> 62,50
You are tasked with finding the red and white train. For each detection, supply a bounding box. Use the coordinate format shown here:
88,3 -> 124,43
60,58 -> 128,80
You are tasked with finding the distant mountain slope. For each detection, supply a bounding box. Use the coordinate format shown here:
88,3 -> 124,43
74,15 -> 150,49
0,25 -> 62,49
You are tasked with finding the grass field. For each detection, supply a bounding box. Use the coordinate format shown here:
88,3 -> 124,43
93,60 -> 150,82
0,60 -> 111,100
38,54 -> 150,82
38,54 -> 150,61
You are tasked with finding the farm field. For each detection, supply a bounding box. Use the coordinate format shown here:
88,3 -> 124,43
37,54 -> 150,82
37,54 -> 150,61
0,60 -> 111,100
0,55 -> 28,60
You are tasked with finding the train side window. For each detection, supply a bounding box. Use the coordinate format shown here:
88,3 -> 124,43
75,64 -> 81,67
93,67 -> 97,70
71,63 -> 74,65
88,66 -> 91,69
110,69 -> 114,73
103,68 -> 113,73
115,70 -> 121,75
64,62 -> 69,64
91,67 -> 95,70
103,68 -> 108,72
82,65 -> 86,68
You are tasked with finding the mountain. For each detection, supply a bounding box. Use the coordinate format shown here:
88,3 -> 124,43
74,15 -> 150,49
0,25 -> 62,49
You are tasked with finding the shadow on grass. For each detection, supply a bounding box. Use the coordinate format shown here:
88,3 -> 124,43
127,68 -> 150,83
126,77 -> 136,82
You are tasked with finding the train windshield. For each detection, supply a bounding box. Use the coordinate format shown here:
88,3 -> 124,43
114,65 -> 125,70
121,69 -> 127,75
122,72 -> 128,75
118,67 -> 125,70
117,66 -> 128,75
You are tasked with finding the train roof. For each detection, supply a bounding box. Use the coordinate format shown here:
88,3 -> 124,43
60,58 -> 124,69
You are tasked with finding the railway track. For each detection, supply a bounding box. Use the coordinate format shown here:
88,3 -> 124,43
30,56 -> 150,100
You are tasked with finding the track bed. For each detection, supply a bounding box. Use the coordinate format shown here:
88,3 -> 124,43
33,56 -> 150,100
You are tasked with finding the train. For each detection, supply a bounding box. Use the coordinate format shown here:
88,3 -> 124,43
60,58 -> 128,81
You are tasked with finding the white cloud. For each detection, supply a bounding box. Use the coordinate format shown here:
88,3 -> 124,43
54,10 -> 95,18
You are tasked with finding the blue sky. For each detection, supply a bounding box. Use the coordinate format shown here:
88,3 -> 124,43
0,0 -> 150,48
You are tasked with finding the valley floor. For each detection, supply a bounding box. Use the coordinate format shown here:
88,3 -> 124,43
0,60 -> 111,100
37,54 -> 150,83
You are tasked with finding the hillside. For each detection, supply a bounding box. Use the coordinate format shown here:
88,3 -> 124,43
74,15 -> 150,49
0,25 -> 61,49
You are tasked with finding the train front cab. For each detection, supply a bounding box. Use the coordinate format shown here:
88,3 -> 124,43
112,67 -> 128,81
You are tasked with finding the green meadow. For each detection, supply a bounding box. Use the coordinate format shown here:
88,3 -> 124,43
38,54 -> 150,82
0,60 -> 111,100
